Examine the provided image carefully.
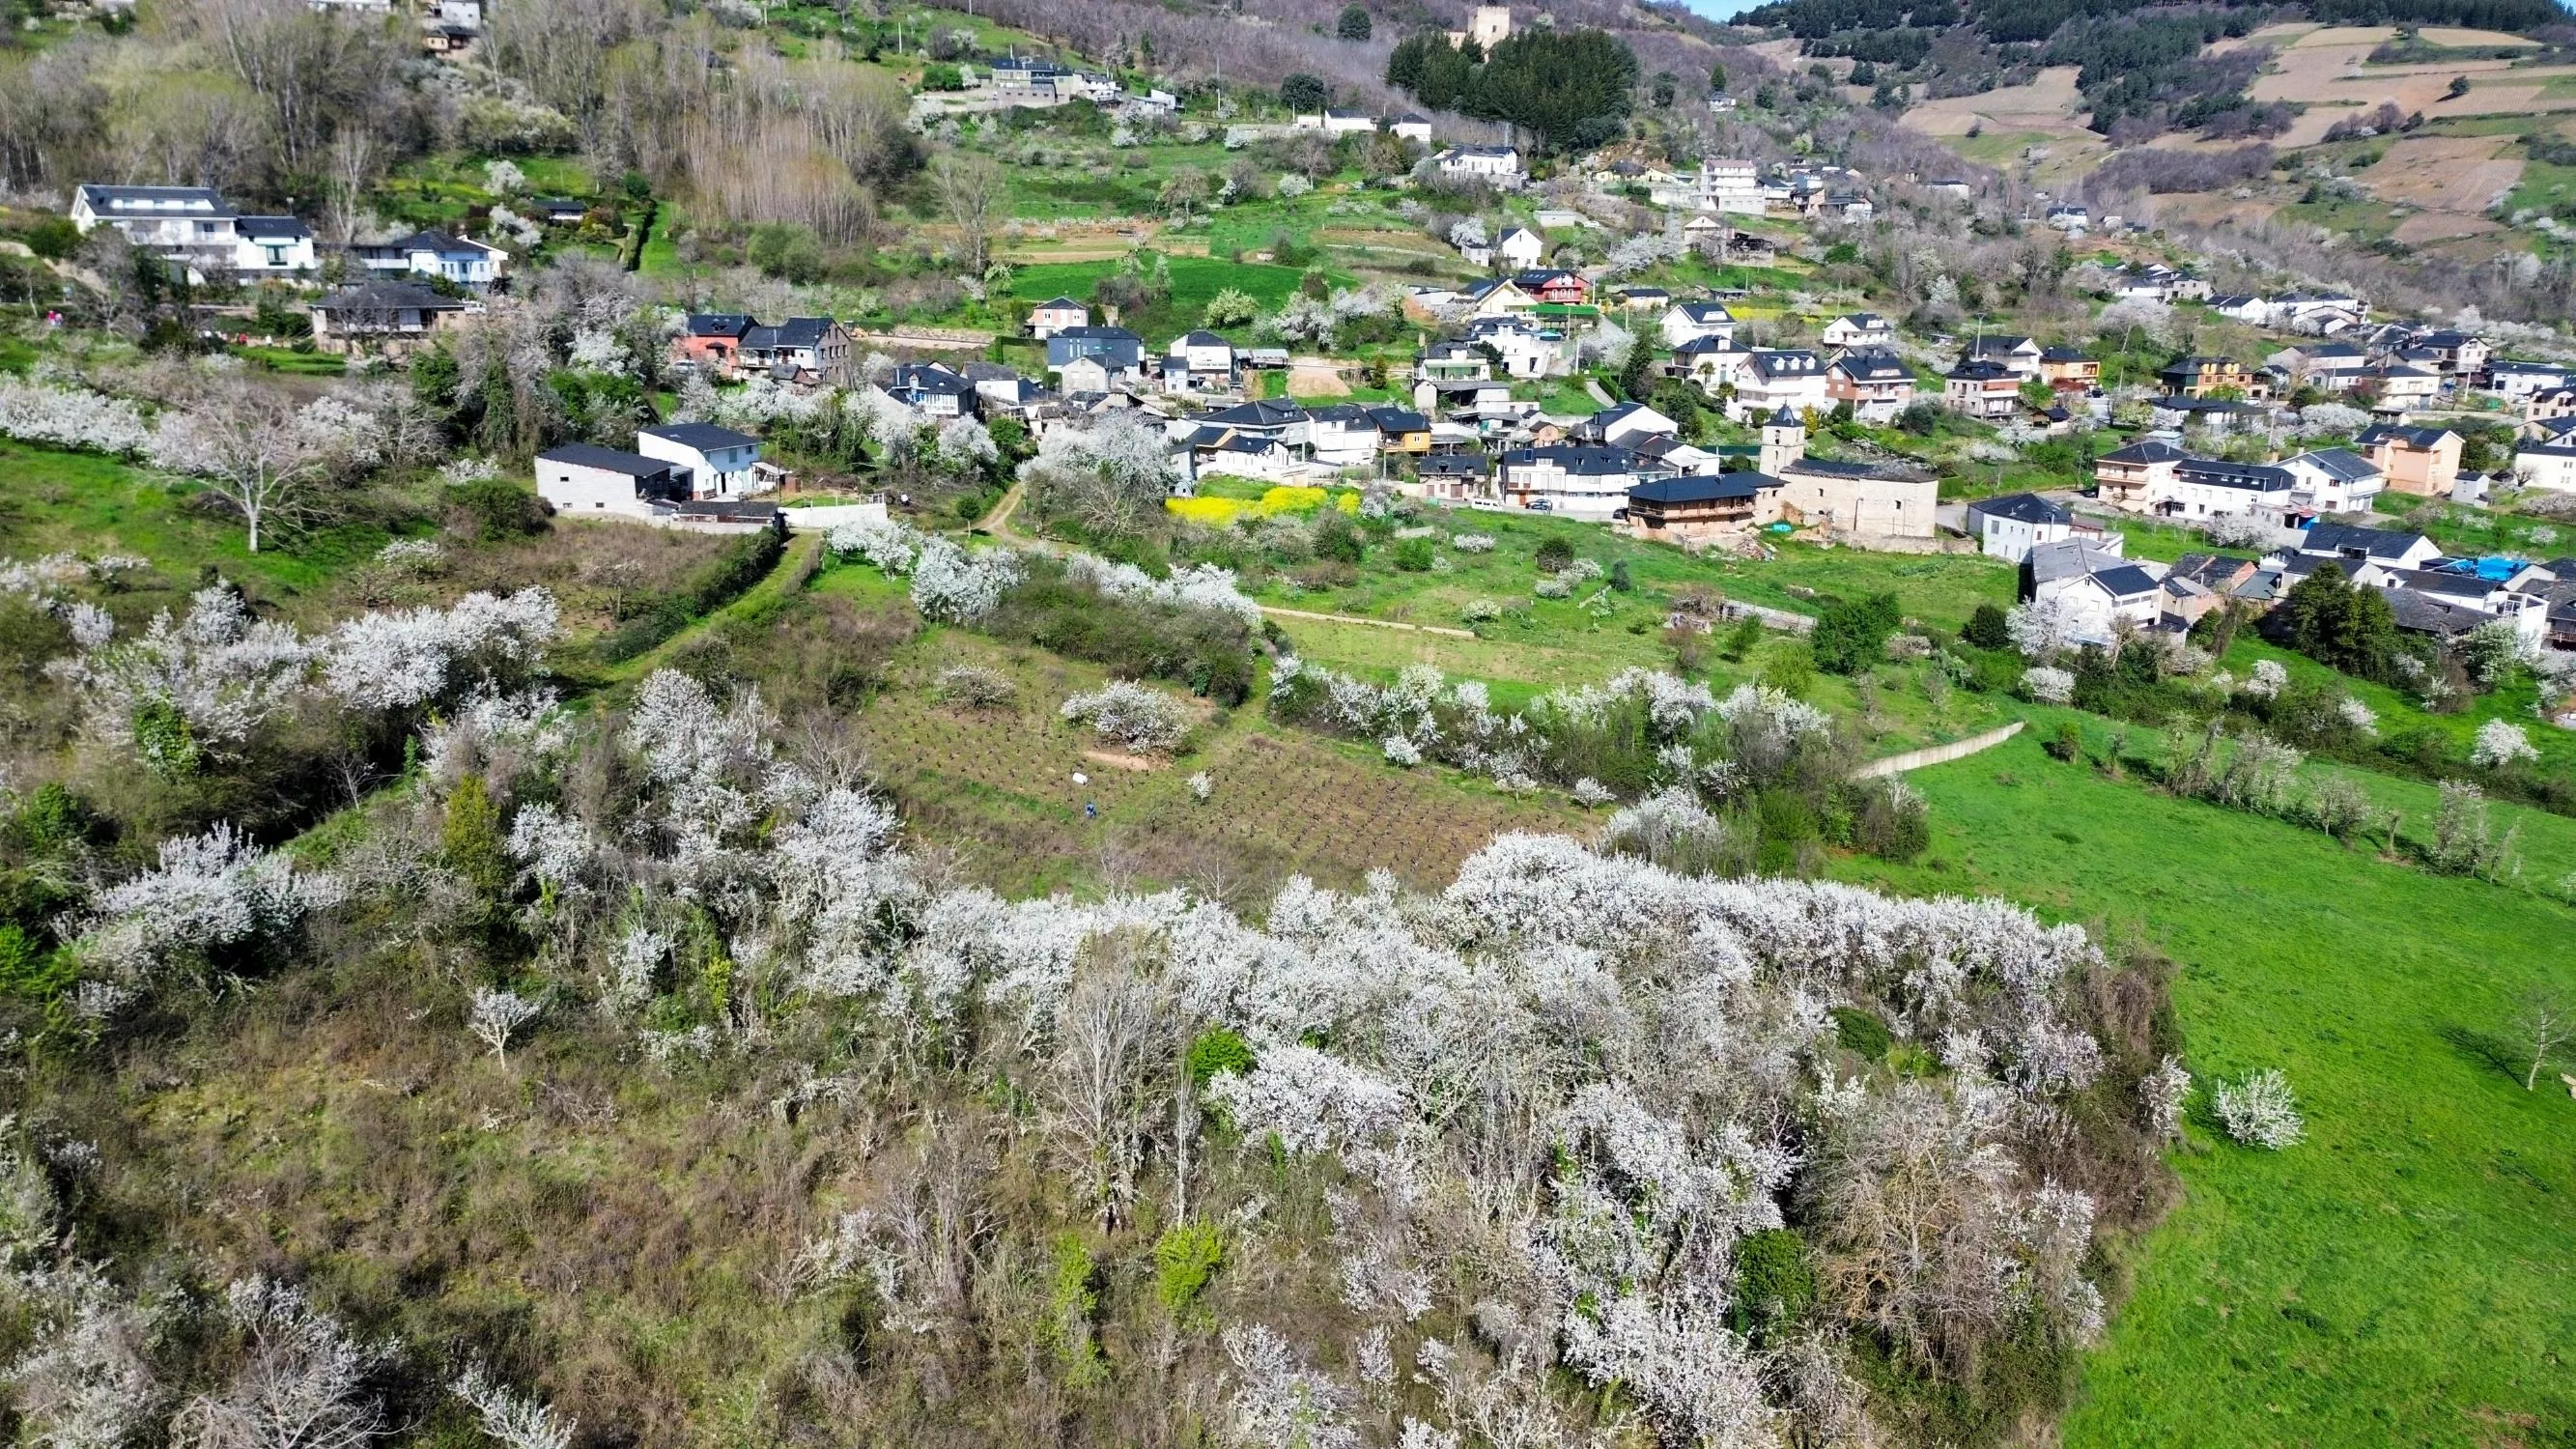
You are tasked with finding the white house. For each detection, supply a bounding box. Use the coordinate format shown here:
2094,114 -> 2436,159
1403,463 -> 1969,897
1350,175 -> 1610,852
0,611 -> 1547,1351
2276,447 -> 2384,513
1026,296 -> 1089,339
1434,145 -> 1523,185
1494,227 -> 1544,269
1589,401 -> 1677,448
534,443 -> 683,516
1731,350 -> 1829,421
2032,545 -> 2168,642
70,185 -> 318,277
2485,359 -> 2568,400
1819,313 -> 1893,350
1494,444 -> 1641,519
1658,300 -> 1737,349
1307,404 -> 1382,469
2514,440 -> 2576,493
1390,113 -> 1433,144
1965,492 -> 2079,563
1164,330 -> 1238,394
637,422 -> 764,499
352,229 -> 507,286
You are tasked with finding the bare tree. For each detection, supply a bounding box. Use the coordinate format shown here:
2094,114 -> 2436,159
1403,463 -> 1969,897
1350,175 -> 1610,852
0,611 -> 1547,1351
324,128 -> 380,245
2509,988 -> 2574,1092
150,383 -> 339,554
931,151 -> 1005,276
1042,950 -> 1170,1231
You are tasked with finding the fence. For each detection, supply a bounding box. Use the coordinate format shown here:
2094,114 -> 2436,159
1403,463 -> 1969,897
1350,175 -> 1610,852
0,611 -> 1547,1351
1850,720 -> 2025,780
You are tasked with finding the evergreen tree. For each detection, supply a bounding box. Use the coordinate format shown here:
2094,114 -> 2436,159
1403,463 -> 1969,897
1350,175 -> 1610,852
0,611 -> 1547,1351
1338,4 -> 1373,41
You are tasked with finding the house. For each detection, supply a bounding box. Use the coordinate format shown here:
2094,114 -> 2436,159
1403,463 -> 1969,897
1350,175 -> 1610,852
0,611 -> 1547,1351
1732,351 -> 1829,421
1026,297 -> 1089,339
1825,349 -> 1914,423
1413,449 -> 1492,502
2357,423 -> 2461,496
2278,447 -> 2384,513
886,362 -> 976,417
534,443 -> 685,516
2150,396 -> 2269,434
1416,378 -> 1517,419
1942,359 -> 2022,419
1434,145 -> 1523,185
2367,364 -> 2443,410
2034,549 -> 2168,642
1759,408 -> 1936,539
2044,205 -> 2090,233
1161,330 -> 1241,395
1967,492 -> 2077,562
968,365 -> 1049,419
637,422 -> 764,499
2164,554 -> 2263,623
2163,456 -> 2302,525
70,185 -> 318,277
2160,355 -> 2248,398
2273,342 -> 2369,393
2514,439 -> 2576,492
1495,227 -> 1544,270
2038,345 -> 2098,394
2093,438 -> 2187,512
1616,286 -> 1673,315
1588,401 -> 1679,449
1370,407 -> 1432,453
1819,313 -> 1893,350
351,229 -> 507,286
1415,339 -> 1493,384
1510,269 -> 1589,305
1962,335 -> 2042,379
1464,317 -> 1559,379
524,196 -> 586,225
742,317 -> 851,384
2484,358 -> 2566,399
307,281 -> 466,355
1390,113 -> 1433,144
675,313 -> 758,379
1047,326 -> 1148,384
2300,521 -> 2444,571
2208,294 -> 2271,325
1307,404 -> 1382,469
2410,329 -> 2490,379
1495,444 -> 1643,519
1317,109 -> 1377,134
1659,300 -> 1737,349
1625,470 -> 1786,542
1460,277 -> 1536,318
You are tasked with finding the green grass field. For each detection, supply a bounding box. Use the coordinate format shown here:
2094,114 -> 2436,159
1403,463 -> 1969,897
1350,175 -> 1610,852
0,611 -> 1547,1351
1840,725 -> 2576,1448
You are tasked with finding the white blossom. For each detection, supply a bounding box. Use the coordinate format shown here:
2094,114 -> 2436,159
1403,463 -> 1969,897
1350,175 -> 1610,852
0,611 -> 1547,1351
2021,667 -> 2074,704
467,987 -> 543,1065
1060,680 -> 1190,753
1065,553 -> 1262,627
910,538 -> 1023,623
2244,659 -> 2287,699
2471,718 -> 2539,769
71,824 -> 344,992
51,586 -> 314,749
2213,1068 -> 2304,1150
449,1363 -> 574,1449
2005,596 -> 2081,662
0,378 -> 154,457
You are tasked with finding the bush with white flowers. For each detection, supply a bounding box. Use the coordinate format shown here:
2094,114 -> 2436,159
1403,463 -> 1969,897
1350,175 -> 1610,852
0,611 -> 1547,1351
2213,1068 -> 2304,1149
1060,680 -> 1190,753
2471,717 -> 2539,769
0,378 -> 155,458
69,824 -> 345,997
2021,667 -> 2075,704
910,538 -> 1023,623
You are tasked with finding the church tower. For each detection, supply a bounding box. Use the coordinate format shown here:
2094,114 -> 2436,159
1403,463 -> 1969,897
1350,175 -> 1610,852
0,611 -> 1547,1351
1759,404 -> 1806,475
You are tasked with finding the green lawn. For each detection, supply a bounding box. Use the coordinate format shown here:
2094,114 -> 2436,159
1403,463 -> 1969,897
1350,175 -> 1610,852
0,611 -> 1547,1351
0,442 -> 404,604
1839,725 -> 2576,1448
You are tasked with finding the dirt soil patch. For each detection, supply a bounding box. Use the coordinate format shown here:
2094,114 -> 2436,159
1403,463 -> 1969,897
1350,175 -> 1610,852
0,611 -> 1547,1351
1287,362 -> 1350,396
2371,135 -> 2524,214
1081,749 -> 1163,772
2393,212 -> 2505,242
1902,66 -> 2090,138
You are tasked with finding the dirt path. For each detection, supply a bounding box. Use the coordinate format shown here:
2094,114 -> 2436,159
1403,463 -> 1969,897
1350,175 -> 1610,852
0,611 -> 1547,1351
978,484 -> 1478,639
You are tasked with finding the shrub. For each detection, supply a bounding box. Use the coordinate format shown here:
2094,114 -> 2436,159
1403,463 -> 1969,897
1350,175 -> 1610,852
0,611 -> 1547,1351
2023,668 -> 2075,704
1830,1006 -> 1893,1060
1853,779 -> 1930,860
2214,1068 -> 2304,1150
1060,680 -> 1190,753
1536,537 -> 1574,572
934,664 -> 1015,709
447,479 -> 552,542
1811,592 -> 1900,675
1393,536 -> 1436,572
1963,603 -> 2012,651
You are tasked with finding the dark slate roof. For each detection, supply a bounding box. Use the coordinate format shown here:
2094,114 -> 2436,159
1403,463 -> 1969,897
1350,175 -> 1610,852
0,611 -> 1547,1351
2176,458 -> 2294,492
687,312 -> 757,338
891,363 -> 971,394
1059,325 -> 1143,343
538,443 -> 670,477
314,280 -> 462,312
1969,492 -> 2070,526
2358,423 -> 2457,449
1785,455 -> 1935,483
2304,521 -> 2428,559
1830,348 -> 1911,382
1947,358 -> 2016,382
1628,471 -> 1785,504
641,422 -> 760,450
1747,351 -> 1822,381
2387,588 -> 2486,637
1967,334 -> 2033,355
1203,399 -> 1307,427
1415,452 -> 1488,475
1174,329 -> 1231,349
77,184 -> 231,213
2397,568 -> 2504,598
237,215 -> 311,239
1501,445 -> 1636,475
764,317 -> 839,348
1676,300 -> 1735,323
2297,446 -> 2380,481
1368,407 -> 1430,433
2090,564 -> 2163,597
2039,345 -> 2091,362
2098,439 -> 2187,466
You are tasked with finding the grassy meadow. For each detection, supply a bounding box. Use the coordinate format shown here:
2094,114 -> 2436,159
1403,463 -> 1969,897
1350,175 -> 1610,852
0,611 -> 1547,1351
1840,724 -> 2576,1449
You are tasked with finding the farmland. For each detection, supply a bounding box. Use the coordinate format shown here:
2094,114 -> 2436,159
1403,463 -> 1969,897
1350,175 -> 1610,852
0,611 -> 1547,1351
1841,723 -> 2576,1449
